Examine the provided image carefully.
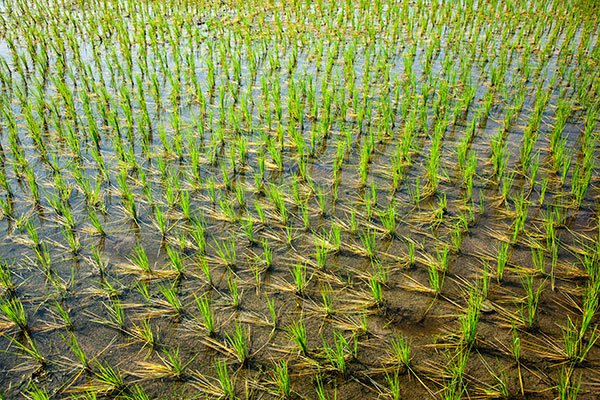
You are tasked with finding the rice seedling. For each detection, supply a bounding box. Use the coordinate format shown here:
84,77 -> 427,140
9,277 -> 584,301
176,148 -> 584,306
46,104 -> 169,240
50,300 -> 73,330
385,370 -> 401,400
242,219 -> 256,245
408,241 -> 416,266
206,178 -> 217,204
25,167 -> 40,205
212,237 -> 237,268
129,317 -> 156,351
461,286 -> 483,347
154,205 -> 169,238
319,283 -> 335,316
291,262 -> 309,296
215,359 -> 235,399
531,246 -> 546,276
87,209 -> 105,237
349,209 -> 358,235
255,199 -> 267,225
116,169 -> 138,222
408,177 -> 422,207
0,295 -> 27,331
519,273 -> 544,329
225,321 -> 249,365
271,359 -> 291,398
166,245 -> 185,277
369,276 -> 384,306
316,184 -> 328,215
315,235 -> 330,270
288,318 -> 308,355
562,314 -> 599,364
63,331 -> 90,371
440,349 -> 469,400
580,281 -> 599,337
180,191 -> 192,220
437,246 -> 449,273
0,196 -> 13,218
93,361 -> 125,393
90,243 -> 107,277
4,333 -> 46,367
126,385 -> 151,400
268,183 -> 289,225
496,242 -> 510,282
556,366 -> 581,400
387,333 -> 412,368
198,256 -> 212,287
364,184 -> 377,219
61,226 -> 81,254
159,282 -> 183,315
329,223 -> 341,253
315,375 -> 336,400
379,200 -> 397,237
23,383 -> 48,400
93,296 -> 126,332
195,293 -> 215,336
141,345 -> 196,379
499,170 -> 515,204
359,228 -> 377,260
265,293 -> 278,330
219,198 -> 238,222
449,223 -> 463,253
321,330 -> 350,376
372,259 -> 389,285
0,258 -> 15,295
262,239 -> 273,270
428,263 -> 445,296
24,219 -> 40,249
129,243 -> 151,275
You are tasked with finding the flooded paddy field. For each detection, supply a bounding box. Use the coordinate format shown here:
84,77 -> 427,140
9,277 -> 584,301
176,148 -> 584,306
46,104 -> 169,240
0,0 -> 599,398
